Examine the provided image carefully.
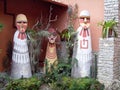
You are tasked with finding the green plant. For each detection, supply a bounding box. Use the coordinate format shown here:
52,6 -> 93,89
57,4 -> 78,62
5,76 -> 41,90
26,5 -> 57,74
60,28 -> 71,41
98,18 -> 118,38
51,77 -> 104,90
27,28 -> 49,74
0,73 -> 11,89
40,58 -> 72,85
58,4 -> 78,42
0,23 -> 3,32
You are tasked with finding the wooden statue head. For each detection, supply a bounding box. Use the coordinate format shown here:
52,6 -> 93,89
79,10 -> 90,28
48,28 -> 57,44
16,14 -> 28,33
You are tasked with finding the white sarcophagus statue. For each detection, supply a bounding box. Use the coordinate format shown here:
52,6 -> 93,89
11,14 -> 32,79
71,10 -> 92,78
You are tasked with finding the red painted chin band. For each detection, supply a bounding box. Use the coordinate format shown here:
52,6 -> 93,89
16,24 -> 27,40
80,28 -> 89,37
18,32 -> 26,40
16,24 -> 27,32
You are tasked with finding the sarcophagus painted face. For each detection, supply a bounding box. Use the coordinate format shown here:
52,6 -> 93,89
71,10 -> 92,78
48,28 -> 57,43
79,10 -> 90,28
16,14 -> 28,33
11,14 -> 32,79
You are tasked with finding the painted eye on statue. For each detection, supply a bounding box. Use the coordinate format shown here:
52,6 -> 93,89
53,33 -> 57,36
17,21 -> 27,24
80,17 -> 84,20
86,18 -> 90,20
49,32 -> 56,36
80,17 -> 90,20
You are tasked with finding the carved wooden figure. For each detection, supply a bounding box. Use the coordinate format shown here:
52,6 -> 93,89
45,28 -> 57,72
11,14 -> 32,79
71,10 -> 92,78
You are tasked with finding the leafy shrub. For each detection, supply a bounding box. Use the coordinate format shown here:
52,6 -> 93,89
0,73 -> 10,89
5,76 -> 41,90
51,77 -> 104,90
40,59 -> 72,85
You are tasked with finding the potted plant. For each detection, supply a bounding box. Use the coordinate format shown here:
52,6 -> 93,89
98,18 -> 118,38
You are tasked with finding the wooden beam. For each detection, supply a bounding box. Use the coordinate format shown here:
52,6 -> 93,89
43,0 -> 68,8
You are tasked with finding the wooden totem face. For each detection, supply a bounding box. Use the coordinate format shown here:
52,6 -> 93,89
48,34 -> 57,44
16,14 -> 28,33
80,16 -> 90,28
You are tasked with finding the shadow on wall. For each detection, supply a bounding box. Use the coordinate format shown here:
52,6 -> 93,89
2,41 -> 13,73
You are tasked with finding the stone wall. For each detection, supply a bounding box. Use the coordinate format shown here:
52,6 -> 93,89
104,0 -> 119,21
97,0 -> 120,87
97,38 -> 119,86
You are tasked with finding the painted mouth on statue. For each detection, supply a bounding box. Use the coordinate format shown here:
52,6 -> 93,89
49,40 -> 55,43
20,28 -> 25,32
51,38 -> 54,40
84,24 -> 89,28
